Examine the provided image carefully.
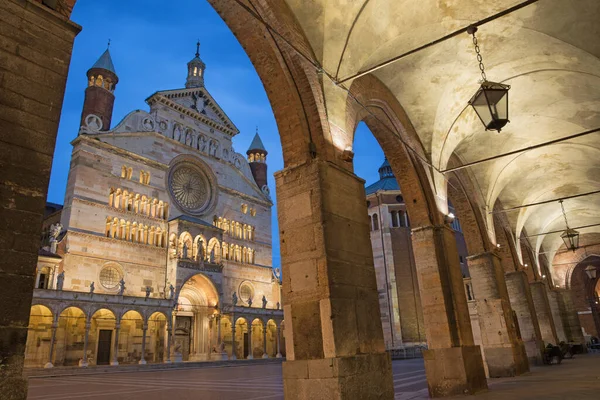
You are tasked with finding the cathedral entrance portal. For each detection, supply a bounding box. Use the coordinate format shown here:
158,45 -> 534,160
175,274 -> 219,362
174,316 -> 192,361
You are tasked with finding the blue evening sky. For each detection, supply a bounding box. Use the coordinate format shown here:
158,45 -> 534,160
48,0 -> 385,268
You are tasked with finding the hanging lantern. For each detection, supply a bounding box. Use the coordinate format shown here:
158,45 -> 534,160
560,228 -> 580,252
467,26 -> 510,132
585,265 -> 597,280
559,200 -> 579,252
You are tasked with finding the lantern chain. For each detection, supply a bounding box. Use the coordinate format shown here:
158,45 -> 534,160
471,32 -> 487,82
559,200 -> 570,230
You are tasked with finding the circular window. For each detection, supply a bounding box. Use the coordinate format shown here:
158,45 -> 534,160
396,195 -> 404,203
239,281 -> 254,304
167,156 -> 218,216
99,266 -> 122,290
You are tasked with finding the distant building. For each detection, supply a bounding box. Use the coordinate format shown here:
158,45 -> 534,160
366,158 -> 468,349
26,44 -> 284,368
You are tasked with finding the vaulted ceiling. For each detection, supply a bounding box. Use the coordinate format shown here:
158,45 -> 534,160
283,0 -> 600,277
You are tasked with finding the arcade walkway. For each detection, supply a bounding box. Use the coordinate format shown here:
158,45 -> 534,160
26,355 -> 600,400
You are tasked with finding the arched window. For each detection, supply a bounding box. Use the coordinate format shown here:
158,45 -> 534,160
372,214 -> 379,231
399,210 -> 405,227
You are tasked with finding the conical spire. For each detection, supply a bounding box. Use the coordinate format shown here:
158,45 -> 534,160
91,48 -> 117,75
248,128 -> 267,154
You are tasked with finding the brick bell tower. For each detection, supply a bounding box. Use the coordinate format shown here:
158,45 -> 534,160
247,128 -> 268,189
80,46 -> 118,131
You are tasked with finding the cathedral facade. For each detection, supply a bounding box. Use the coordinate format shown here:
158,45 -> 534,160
25,44 -> 284,368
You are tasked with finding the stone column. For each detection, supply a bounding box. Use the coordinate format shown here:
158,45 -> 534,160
411,224 -> 487,397
111,321 -> 121,366
467,252 -> 529,377
262,324 -> 269,358
79,319 -> 91,367
44,316 -> 59,369
547,290 -> 567,342
0,1 -> 80,397
530,281 -> 558,345
247,321 -> 254,359
557,289 -> 586,347
231,322 -> 237,360
505,270 -> 545,365
276,322 -> 282,358
139,323 -> 148,364
165,321 -> 172,363
276,160 -> 394,400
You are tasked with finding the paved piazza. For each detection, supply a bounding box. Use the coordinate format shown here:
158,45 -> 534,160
27,359 -> 428,400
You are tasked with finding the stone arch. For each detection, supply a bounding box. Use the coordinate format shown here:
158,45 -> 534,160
234,316 -> 249,360
179,231 -> 193,259
56,306 -> 87,366
207,237 -> 221,263
567,255 -> 600,337
146,312 -> 168,363
120,310 -> 146,364
250,318 -> 264,359
25,305 -> 54,367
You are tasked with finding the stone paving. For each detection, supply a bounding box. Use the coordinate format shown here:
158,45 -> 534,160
26,354 -> 600,400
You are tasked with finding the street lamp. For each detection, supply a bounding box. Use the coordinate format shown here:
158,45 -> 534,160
559,200 -> 579,252
467,26 -> 510,132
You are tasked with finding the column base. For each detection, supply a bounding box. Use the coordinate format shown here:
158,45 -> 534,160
262,353 -> 269,359
423,345 -> 487,397
283,353 -> 394,400
138,359 -> 147,365
483,343 -> 529,377
230,353 -> 237,360
78,359 -> 88,367
276,353 -> 282,358
110,361 -> 119,366
44,362 -> 54,369
247,354 -> 254,360
523,339 -> 545,366
173,353 -> 183,363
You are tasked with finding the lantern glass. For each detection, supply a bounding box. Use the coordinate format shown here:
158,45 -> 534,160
560,228 -> 580,252
585,265 -> 597,280
469,81 -> 510,131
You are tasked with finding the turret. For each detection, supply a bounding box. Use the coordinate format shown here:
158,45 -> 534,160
247,129 -> 268,189
80,47 -> 118,131
186,41 -> 206,88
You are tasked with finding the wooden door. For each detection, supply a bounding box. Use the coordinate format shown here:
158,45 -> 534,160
97,330 -> 112,365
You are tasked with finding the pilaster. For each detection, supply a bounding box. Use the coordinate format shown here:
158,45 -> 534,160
505,270 -> 545,365
276,159 -> 394,400
466,252 -> 529,377
411,224 -> 487,397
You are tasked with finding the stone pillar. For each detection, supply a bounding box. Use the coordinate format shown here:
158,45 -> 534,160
262,324 -> 269,358
276,160 -> 394,400
0,1 -> 80,397
530,281 -> 558,345
411,224 -> 487,397
111,321 -> 120,366
467,252 -> 528,377
44,317 -> 59,369
547,290 -> 567,343
276,322 -> 282,358
505,271 -> 545,365
79,319 -> 91,367
139,323 -> 148,364
557,289 -> 586,347
231,323 -> 237,360
165,322 -> 172,363
247,321 -> 254,360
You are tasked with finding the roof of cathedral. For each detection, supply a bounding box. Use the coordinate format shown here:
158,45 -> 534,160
365,158 -> 400,195
248,131 -> 267,153
91,49 -> 117,74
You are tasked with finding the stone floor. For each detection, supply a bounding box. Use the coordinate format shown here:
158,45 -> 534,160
26,354 -> 600,399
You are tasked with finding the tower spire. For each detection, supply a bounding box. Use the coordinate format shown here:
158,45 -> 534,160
186,40 -> 206,88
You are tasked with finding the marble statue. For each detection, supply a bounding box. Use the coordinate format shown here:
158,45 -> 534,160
276,301 -> 280,310
89,281 -> 95,294
232,292 -> 238,306
182,242 -> 188,259
56,271 -> 64,291
49,223 -> 62,253
145,286 -> 151,299
169,284 -> 175,300
262,295 -> 267,309
248,297 -> 253,307
118,278 -> 125,295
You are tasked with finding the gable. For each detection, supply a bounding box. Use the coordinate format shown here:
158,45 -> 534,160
146,87 -> 239,137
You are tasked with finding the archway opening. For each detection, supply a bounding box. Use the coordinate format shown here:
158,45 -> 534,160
120,310 -> 144,364
25,305 -> 54,368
